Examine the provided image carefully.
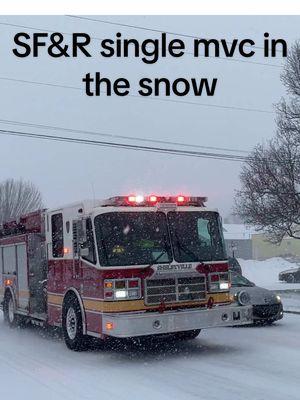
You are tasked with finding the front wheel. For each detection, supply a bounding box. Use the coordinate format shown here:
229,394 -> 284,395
62,296 -> 88,351
287,274 -> 295,283
172,329 -> 201,341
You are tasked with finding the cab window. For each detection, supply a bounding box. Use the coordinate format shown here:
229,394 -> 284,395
82,218 -> 96,264
2,246 -> 16,274
51,213 -> 64,258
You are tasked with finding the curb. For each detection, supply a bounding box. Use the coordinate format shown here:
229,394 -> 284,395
283,310 -> 300,315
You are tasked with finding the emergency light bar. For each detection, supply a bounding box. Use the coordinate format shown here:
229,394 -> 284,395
102,195 -> 207,207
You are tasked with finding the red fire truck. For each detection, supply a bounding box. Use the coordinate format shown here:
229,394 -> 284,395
0,195 -> 252,350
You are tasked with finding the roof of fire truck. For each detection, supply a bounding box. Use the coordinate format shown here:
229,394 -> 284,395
47,195 -> 218,217
0,196 -> 218,237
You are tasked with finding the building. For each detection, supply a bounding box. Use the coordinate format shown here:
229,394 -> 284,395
223,224 -> 255,259
223,223 -> 300,260
252,234 -> 300,260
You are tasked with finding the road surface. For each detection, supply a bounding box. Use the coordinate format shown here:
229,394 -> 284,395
0,311 -> 299,400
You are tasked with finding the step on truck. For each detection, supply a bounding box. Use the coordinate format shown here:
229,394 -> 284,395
0,195 -> 252,350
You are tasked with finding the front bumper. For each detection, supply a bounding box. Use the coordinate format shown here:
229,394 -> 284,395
253,303 -> 283,322
102,304 -> 253,338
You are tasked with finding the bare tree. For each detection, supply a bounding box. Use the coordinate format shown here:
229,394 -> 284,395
235,41 -> 300,243
0,179 -> 43,224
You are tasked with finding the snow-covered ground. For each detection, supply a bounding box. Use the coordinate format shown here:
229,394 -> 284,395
239,257 -> 300,291
239,257 -> 300,312
0,311 -> 299,400
1,257 -> 299,399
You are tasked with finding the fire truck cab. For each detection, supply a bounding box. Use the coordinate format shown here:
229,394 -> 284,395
0,195 -> 252,350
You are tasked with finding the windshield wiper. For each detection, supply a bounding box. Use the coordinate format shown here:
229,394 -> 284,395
100,238 -> 111,266
147,235 -> 171,268
147,250 -> 168,268
174,236 -> 199,261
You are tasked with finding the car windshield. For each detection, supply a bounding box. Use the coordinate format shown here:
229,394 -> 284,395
231,273 -> 254,287
167,211 -> 226,263
94,212 -> 172,266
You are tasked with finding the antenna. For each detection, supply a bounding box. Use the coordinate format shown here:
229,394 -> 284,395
91,181 -> 96,207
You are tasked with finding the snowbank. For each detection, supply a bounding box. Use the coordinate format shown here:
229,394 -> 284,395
238,257 -> 300,290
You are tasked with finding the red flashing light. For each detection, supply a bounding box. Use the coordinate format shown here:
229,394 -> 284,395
104,195 -> 207,207
177,195 -> 186,203
127,195 -> 145,204
149,195 -> 158,203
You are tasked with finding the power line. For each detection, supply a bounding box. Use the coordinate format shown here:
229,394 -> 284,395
0,76 -> 80,91
67,15 -> 284,54
0,76 -> 274,115
0,127 -> 292,167
0,118 -> 249,154
0,127 -> 247,162
0,20 -> 282,69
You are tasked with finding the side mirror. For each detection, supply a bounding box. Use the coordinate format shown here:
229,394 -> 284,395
73,219 -> 88,257
76,219 -> 87,244
80,246 -> 89,257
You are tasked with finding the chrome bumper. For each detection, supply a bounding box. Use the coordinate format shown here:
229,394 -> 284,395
102,304 -> 253,338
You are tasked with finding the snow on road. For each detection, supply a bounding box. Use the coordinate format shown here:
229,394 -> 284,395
0,311 -> 299,400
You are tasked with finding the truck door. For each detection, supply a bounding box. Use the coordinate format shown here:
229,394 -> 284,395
28,234 -> 47,315
16,243 -> 29,310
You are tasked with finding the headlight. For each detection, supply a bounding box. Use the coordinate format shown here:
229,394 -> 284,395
219,282 -> 229,290
236,290 -> 251,306
208,272 -> 229,292
115,290 -> 127,299
104,279 -> 141,301
275,295 -> 281,303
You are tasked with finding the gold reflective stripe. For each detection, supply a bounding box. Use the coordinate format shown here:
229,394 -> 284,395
211,292 -> 230,303
47,292 -> 230,313
84,299 -> 147,313
48,294 -> 63,306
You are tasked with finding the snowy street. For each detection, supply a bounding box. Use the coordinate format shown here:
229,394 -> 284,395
0,310 -> 299,400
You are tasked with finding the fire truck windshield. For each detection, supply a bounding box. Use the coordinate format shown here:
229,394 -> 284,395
94,210 -> 226,267
94,212 -> 172,266
167,211 -> 226,263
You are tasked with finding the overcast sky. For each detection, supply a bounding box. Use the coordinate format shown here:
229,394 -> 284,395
0,16 -> 298,216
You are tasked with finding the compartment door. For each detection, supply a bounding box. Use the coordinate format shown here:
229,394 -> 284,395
17,243 -> 29,310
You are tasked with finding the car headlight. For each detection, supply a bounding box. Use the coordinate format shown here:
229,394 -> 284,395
236,290 -> 251,306
275,295 -> 281,303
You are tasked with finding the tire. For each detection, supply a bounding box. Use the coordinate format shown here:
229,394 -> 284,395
287,274 -> 295,283
266,319 -> 276,325
172,329 -> 201,341
62,295 -> 88,351
3,292 -> 21,328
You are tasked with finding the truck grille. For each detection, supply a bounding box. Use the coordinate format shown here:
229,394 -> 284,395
145,275 -> 206,305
